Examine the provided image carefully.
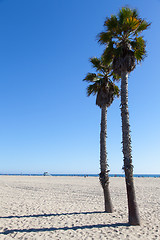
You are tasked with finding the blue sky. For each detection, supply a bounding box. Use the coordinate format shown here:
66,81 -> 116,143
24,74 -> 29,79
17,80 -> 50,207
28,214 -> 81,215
0,0 -> 159,174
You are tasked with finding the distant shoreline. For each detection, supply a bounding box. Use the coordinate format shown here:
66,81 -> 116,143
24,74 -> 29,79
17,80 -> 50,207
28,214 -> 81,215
0,174 -> 160,178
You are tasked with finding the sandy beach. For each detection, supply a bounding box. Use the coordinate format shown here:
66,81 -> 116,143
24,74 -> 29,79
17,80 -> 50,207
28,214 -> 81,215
0,176 -> 159,239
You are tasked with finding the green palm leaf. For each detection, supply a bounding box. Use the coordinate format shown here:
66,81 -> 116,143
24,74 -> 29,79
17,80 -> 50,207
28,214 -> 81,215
104,15 -> 119,34
135,20 -> 151,34
87,82 -> 101,96
97,32 -> 112,45
83,73 -> 98,82
130,37 -> 146,62
90,57 -> 105,72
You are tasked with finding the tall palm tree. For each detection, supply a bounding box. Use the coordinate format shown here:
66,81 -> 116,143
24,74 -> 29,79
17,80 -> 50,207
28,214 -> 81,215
98,7 -> 150,225
83,57 -> 119,213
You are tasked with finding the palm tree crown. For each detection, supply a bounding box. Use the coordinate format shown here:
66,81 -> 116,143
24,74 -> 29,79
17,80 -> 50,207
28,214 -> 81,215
98,7 -> 151,75
83,57 -> 119,107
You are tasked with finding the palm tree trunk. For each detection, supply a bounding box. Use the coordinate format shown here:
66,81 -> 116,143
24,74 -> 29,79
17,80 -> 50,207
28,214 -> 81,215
121,71 -> 140,225
99,105 -> 113,213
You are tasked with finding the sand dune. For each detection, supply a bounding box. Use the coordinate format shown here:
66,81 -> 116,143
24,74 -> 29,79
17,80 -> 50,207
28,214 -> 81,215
0,176 -> 159,239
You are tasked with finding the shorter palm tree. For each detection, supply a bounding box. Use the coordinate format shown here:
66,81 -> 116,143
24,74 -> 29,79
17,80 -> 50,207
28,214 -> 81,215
83,57 -> 119,212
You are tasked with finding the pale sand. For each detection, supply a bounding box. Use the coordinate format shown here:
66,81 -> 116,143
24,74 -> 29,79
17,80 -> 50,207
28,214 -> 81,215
0,176 -> 159,239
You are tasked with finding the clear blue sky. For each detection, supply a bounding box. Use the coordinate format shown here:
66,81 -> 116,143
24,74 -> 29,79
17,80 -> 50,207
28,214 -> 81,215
0,0 -> 159,174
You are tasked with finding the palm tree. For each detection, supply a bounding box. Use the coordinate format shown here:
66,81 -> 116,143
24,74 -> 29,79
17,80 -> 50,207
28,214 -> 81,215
83,57 -> 119,213
98,7 -> 150,225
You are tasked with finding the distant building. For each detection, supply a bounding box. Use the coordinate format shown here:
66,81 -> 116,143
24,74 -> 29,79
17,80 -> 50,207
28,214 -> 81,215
43,172 -> 50,176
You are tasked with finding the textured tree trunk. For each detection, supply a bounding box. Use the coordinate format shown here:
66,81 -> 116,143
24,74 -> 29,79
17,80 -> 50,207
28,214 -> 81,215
99,105 -> 113,213
121,71 -> 140,225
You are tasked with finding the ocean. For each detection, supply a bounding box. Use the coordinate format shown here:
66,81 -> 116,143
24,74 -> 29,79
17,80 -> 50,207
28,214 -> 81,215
0,174 -> 160,178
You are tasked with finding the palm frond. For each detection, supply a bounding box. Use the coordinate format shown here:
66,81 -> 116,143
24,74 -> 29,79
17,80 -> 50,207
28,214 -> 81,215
97,31 -> 112,45
97,73 -> 104,77
102,41 -> 115,64
119,7 -> 134,25
112,84 -> 120,97
132,8 -> 138,18
87,82 -> 101,96
130,37 -> 146,62
90,57 -> 104,72
125,7 -> 137,19
135,20 -> 151,34
118,8 -> 148,35
112,72 -> 121,81
126,17 -> 140,30
83,73 -> 98,82
104,15 -> 119,33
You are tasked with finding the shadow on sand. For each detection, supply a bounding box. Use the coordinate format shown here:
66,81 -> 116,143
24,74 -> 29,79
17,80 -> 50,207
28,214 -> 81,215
0,211 -> 129,235
0,211 -> 105,219
0,223 -> 129,235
